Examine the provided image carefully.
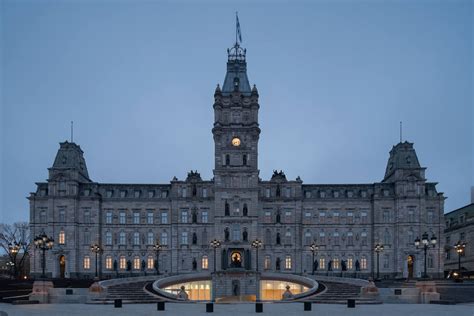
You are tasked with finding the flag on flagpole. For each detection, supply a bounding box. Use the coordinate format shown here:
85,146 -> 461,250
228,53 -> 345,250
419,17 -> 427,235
236,13 -> 242,44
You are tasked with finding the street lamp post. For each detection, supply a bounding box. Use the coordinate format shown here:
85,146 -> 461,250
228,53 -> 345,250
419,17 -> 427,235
414,232 -> 437,279
454,241 -> 466,281
8,243 -> 20,278
90,244 -> 102,279
310,242 -> 319,275
153,242 -> 163,275
374,243 -> 384,280
251,239 -> 263,272
210,239 -> 221,273
34,232 -> 54,279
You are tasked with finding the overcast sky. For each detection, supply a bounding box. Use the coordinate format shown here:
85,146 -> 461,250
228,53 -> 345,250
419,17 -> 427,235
1,0 -> 472,224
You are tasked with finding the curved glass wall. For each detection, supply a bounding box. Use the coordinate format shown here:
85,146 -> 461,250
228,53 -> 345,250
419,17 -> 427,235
162,280 -> 211,301
260,280 -> 309,301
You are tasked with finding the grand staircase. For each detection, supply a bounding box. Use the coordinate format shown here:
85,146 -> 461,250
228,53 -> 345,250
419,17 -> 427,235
88,281 -> 164,304
305,281 -> 382,304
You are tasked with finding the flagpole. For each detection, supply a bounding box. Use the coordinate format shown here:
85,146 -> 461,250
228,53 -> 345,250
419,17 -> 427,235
236,12 -> 238,45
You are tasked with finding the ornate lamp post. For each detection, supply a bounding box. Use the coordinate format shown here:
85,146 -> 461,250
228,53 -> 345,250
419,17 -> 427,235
90,244 -> 102,279
251,239 -> 263,272
309,242 -> 319,275
8,243 -> 20,278
454,241 -> 466,280
374,243 -> 384,280
153,242 -> 163,275
210,239 -> 221,273
34,232 -> 54,279
414,232 -> 437,279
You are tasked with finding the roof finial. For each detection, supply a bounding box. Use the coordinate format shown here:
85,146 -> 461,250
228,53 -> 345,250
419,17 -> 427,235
71,121 -> 74,143
236,12 -> 242,45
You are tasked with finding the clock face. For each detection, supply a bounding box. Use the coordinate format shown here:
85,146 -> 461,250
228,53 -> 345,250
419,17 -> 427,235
231,137 -> 241,147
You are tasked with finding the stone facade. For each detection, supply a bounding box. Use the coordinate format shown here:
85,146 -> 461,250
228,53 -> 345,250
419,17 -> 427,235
29,41 -> 445,280
444,203 -> 474,277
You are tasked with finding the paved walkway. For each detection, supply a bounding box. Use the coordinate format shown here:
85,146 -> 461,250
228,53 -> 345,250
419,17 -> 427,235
1,303 -> 473,316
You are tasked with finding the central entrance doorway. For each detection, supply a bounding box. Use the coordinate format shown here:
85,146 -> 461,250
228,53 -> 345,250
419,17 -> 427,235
407,255 -> 414,279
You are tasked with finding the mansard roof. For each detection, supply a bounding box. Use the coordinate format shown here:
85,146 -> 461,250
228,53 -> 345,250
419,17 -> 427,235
222,43 -> 251,96
383,141 -> 423,182
49,141 -> 90,182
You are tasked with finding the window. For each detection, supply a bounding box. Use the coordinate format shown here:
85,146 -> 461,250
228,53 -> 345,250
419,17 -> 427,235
134,190 -> 141,198
161,190 -> 168,198
133,212 -> 140,224
285,187 -> 291,198
319,258 -> 325,270
265,188 -> 271,198
243,154 -> 247,166
147,256 -> 154,269
147,232 -> 154,245
333,191 -> 339,198
408,208 -> 415,222
361,231 -> 368,246
145,211 -> 153,224
361,191 -> 367,198
264,256 -> 271,270
59,209 -> 66,222
304,210 -> 311,218
40,209 -> 47,223
181,232 -> 188,245
320,191 -> 326,198
427,210 -> 434,224
148,190 -> 155,198
384,230 -> 391,245
304,231 -> 311,245
285,210 -> 292,217
161,232 -> 168,245
361,211 -> 368,224
347,231 -> 354,245
106,211 -> 112,224
133,232 -> 140,245
305,191 -> 311,198
161,211 -> 168,224
105,232 -> 112,245
383,189 -> 389,197
119,232 -> 126,245
59,231 -> 65,244
333,211 -> 340,223
120,190 -> 127,198
333,258 -> 340,269
285,255 -> 292,269
202,211 -> 208,223
319,232 -> 326,244
202,188 -> 208,198
84,210 -> 91,223
181,210 -> 188,223
119,212 -> 126,224
133,257 -> 140,270
333,231 -> 340,245
106,190 -> 113,198
83,256 -> 90,270
232,228 -> 240,241
347,258 -> 353,270
84,231 -> 90,245
383,210 -> 390,222
347,191 -> 353,198
202,256 -> 209,269
383,254 -> 390,269
361,257 -> 367,270
182,187 -> 187,198
285,229 -> 292,243
347,211 -> 354,224
105,256 -> 112,270
119,256 -> 126,270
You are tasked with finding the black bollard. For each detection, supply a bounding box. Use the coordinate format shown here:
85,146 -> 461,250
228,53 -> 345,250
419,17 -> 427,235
114,299 -> 122,308
157,301 -> 165,311
256,302 -> 263,313
206,303 -> 214,313
304,302 -> 312,311
347,299 -> 356,308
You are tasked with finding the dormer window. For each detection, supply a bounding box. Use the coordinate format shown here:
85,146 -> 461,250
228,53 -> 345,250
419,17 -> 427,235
233,77 -> 240,90
120,190 -> 127,198
134,190 -> 141,198
106,190 -> 113,198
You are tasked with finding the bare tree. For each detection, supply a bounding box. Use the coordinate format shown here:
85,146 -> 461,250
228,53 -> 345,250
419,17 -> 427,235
0,222 -> 30,278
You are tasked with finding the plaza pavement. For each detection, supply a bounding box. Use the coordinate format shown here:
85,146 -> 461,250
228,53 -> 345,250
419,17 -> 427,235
0,303 -> 473,316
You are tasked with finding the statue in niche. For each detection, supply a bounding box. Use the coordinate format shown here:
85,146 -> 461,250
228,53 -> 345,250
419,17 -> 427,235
225,201 -> 230,216
313,259 -> 319,272
192,258 -> 197,270
242,229 -> 248,242
230,252 -> 242,268
355,260 -> 361,271
224,228 -> 230,241
192,211 -> 197,223
276,233 -> 281,245
327,260 -> 333,271
192,232 -> 197,245
276,257 -> 281,270
276,185 -> 281,197
276,211 -> 281,224
341,260 -> 347,271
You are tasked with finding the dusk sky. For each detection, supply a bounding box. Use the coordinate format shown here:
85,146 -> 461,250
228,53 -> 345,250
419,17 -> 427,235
1,0 -> 472,224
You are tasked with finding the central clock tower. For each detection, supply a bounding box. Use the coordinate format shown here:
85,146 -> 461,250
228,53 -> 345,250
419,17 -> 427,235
212,40 -> 261,270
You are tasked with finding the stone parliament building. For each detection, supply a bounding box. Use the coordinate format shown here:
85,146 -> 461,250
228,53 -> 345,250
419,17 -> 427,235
29,38 -> 445,281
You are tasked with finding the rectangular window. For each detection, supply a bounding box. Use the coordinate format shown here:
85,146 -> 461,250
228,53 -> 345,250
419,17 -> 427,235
134,190 -> 141,198
232,228 -> 240,241
106,211 -> 112,224
285,210 -> 292,217
161,190 -> 168,198
182,187 -> 187,198
105,232 -> 112,245
84,210 -> 91,224
333,258 -> 340,269
119,232 -> 126,245
40,209 -> 47,223
202,188 -> 208,198
265,188 -> 271,198
383,254 -> 390,269
148,190 -> 155,198
319,258 -> 325,270
347,212 -> 354,224
304,210 -> 311,218
161,211 -> 168,224
83,256 -> 90,270
181,232 -> 188,245
361,232 -> 368,246
201,211 -> 208,223
427,210 -> 434,224
59,231 -> 65,245
264,256 -> 271,270
285,255 -> 292,269
147,212 -> 154,224
361,211 -> 368,224
319,232 -> 325,244
285,187 -> 291,198
59,209 -> 66,222
147,256 -> 154,269
361,258 -> 368,270
120,190 -> 127,198
119,256 -> 126,270
347,232 -> 354,245
133,212 -> 140,224
161,232 -> 168,245
133,257 -> 140,270
84,231 -> 90,245
202,256 -> 209,269
147,232 -> 154,245
106,190 -> 113,198
347,258 -> 353,270
408,208 -> 415,222
105,256 -> 112,270
133,232 -> 140,245
383,210 -> 390,222
181,210 -> 188,223
119,212 -> 126,224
